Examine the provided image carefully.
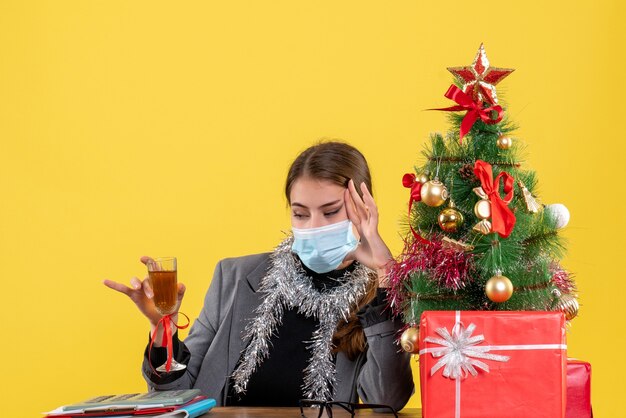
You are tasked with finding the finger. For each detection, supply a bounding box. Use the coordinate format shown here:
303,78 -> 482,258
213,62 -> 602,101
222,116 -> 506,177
103,279 -> 132,296
348,179 -> 369,221
142,277 -> 154,299
129,276 -> 143,290
360,182 -> 379,220
344,188 -> 361,225
140,256 -> 158,270
177,283 -> 186,301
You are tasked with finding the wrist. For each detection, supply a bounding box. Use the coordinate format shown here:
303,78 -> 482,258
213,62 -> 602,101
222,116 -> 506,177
375,256 -> 395,272
376,258 -> 395,288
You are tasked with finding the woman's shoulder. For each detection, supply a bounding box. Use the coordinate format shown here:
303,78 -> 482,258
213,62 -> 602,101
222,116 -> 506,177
216,252 -> 272,279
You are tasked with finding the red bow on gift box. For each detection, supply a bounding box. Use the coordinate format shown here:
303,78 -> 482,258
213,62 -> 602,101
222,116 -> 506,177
474,160 -> 516,238
432,85 -> 504,142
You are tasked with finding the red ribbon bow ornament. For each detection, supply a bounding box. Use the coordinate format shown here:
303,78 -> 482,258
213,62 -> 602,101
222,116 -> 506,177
402,173 -> 430,244
403,173 -> 422,205
473,160 -> 516,238
432,85 -> 504,142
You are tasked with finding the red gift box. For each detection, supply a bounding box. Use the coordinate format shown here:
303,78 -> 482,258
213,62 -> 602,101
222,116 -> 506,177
566,359 -> 592,418
419,311 -> 567,418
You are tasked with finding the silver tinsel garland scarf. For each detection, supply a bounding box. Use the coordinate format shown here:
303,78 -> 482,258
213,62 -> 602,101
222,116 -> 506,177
231,237 -> 373,401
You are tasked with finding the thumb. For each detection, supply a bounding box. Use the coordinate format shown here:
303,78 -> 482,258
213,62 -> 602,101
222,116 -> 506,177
140,256 -> 156,266
177,283 -> 186,301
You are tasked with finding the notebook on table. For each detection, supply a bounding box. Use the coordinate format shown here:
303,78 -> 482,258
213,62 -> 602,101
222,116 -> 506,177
45,390 -> 215,417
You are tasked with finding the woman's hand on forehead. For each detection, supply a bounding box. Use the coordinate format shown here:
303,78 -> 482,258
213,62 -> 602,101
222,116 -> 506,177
345,179 -> 394,285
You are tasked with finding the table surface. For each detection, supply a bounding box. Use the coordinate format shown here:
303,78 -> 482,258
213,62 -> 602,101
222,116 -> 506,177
200,407 -> 422,417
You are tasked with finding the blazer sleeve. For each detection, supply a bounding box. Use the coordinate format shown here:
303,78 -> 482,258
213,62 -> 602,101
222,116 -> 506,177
355,292 -> 414,411
142,259 -> 228,391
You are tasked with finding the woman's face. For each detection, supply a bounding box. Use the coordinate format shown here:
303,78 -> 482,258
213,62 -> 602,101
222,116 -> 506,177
289,177 -> 348,229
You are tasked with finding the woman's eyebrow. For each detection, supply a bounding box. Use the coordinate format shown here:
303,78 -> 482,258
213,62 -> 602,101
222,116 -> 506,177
319,200 -> 343,209
291,200 -> 343,210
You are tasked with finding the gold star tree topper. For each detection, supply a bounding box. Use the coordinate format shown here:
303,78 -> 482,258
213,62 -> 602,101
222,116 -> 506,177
447,43 -> 514,105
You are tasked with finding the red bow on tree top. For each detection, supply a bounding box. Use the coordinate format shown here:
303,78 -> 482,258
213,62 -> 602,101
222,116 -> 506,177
432,85 -> 504,142
474,160 -> 516,238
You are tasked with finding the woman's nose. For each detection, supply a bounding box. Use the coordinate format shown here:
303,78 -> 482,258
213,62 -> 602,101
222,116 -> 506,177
309,213 -> 327,229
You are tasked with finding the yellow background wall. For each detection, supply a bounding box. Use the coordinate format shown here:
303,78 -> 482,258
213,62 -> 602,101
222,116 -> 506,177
1,1 -> 624,416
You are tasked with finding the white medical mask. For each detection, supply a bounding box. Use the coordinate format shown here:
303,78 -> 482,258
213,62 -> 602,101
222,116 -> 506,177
291,219 -> 359,274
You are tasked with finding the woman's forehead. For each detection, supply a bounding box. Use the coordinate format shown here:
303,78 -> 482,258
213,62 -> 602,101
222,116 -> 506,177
289,177 -> 345,208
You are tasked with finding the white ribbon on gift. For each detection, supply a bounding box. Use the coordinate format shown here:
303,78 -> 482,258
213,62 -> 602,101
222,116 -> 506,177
421,321 -> 510,379
418,311 -> 567,418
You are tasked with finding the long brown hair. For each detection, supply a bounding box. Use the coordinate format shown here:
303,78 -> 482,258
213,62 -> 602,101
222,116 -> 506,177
285,141 -> 379,360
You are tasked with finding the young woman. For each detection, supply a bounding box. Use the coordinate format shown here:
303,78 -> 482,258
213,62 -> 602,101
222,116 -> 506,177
104,141 -> 413,409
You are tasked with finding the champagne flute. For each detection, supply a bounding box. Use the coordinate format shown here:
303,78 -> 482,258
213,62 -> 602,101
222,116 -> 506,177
147,257 -> 186,372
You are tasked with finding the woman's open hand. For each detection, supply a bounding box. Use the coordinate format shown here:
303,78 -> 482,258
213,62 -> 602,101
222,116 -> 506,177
103,256 -> 186,329
344,180 -> 394,286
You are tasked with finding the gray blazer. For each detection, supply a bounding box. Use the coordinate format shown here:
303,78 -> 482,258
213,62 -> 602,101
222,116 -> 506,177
142,253 -> 414,410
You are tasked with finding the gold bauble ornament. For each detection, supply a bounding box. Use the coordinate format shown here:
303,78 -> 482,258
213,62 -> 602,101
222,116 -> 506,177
554,293 -> 579,320
438,207 -> 464,232
400,326 -> 420,354
474,199 -> 491,220
416,173 -> 430,184
485,274 -> 514,303
420,179 -> 449,207
496,135 -> 513,150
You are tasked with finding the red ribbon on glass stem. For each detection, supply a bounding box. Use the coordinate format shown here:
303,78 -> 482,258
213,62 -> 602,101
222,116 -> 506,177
431,85 -> 504,142
474,160 -> 516,238
148,312 -> 190,374
402,173 -> 431,244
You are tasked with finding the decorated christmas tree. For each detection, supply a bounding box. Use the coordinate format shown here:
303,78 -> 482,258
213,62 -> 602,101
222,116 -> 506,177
388,44 -> 578,352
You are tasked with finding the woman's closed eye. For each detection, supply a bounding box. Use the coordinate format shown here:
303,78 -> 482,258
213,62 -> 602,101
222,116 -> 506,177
324,207 -> 342,217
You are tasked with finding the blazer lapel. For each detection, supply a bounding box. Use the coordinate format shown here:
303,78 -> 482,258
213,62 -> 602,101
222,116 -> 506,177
226,257 -> 270,374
